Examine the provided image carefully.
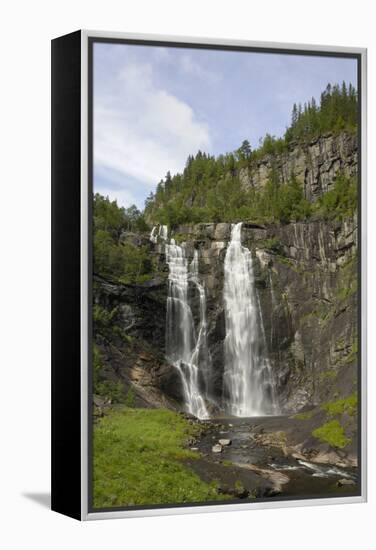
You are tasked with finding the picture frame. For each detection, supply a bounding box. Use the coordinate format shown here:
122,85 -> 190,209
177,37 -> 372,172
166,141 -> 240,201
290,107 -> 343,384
51,30 -> 367,520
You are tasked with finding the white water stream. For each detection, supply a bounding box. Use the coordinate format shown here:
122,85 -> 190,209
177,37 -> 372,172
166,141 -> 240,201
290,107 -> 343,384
165,241 -> 210,419
150,222 -> 278,419
150,224 -> 168,243
223,222 -> 278,417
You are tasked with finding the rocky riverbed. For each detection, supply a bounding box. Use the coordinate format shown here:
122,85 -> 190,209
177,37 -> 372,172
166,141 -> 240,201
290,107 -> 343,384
184,415 -> 358,500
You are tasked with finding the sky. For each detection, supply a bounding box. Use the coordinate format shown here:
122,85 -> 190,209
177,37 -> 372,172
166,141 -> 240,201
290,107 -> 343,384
93,42 -> 357,209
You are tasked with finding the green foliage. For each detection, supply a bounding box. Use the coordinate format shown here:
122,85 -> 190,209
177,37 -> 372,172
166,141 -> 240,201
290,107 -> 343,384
317,173 -> 357,221
94,229 -> 125,279
146,160 -> 313,228
125,386 -> 136,408
93,344 -> 103,390
144,82 -> 357,228
118,243 -> 152,284
94,193 -> 149,235
235,139 -> 252,166
294,410 -> 314,420
93,408 -> 229,508
322,393 -> 357,417
93,304 -> 119,332
93,194 -> 152,283
234,480 -> 245,492
259,237 -> 284,255
258,175 -> 313,224
252,134 -> 287,161
93,344 -> 125,403
285,82 -> 357,143
95,380 -> 125,403
312,420 -> 350,449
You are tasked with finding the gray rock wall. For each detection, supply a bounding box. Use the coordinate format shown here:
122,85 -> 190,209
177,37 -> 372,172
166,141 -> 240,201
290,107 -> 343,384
94,213 -> 358,415
168,218 -> 358,412
239,132 -> 357,201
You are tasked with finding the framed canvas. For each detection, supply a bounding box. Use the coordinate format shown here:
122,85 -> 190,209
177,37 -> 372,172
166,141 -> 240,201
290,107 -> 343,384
51,30 -> 367,520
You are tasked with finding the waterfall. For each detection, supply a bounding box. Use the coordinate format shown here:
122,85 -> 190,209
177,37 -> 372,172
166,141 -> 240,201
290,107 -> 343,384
159,225 -> 168,241
150,224 -> 168,243
189,250 -> 213,399
223,222 -> 278,417
165,240 -> 209,419
150,226 -> 158,243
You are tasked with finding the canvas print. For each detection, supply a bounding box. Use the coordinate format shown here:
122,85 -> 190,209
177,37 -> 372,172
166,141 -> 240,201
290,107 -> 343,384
91,40 -> 360,510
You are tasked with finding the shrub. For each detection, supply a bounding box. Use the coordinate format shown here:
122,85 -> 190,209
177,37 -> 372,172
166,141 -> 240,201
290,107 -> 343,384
312,420 -> 350,449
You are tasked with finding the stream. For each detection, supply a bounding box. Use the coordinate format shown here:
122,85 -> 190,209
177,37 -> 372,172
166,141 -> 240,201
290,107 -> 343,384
189,416 -> 358,500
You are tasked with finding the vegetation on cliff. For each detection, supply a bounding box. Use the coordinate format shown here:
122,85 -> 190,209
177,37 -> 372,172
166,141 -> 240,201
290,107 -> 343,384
93,194 -> 151,283
93,82 -> 357,254
312,420 -> 350,449
284,82 -> 357,145
144,167 -> 356,228
143,82 -> 357,227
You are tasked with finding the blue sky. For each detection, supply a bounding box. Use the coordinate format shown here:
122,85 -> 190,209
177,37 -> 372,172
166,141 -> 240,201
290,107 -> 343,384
93,42 -> 357,209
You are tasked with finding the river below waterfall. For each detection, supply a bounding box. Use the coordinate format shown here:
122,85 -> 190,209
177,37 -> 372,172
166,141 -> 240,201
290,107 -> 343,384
185,416 -> 358,500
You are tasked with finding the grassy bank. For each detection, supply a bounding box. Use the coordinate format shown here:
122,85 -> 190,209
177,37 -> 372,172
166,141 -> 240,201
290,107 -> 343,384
93,408 -> 226,508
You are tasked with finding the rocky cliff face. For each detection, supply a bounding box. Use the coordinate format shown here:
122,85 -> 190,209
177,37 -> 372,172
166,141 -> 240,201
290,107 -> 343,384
239,132 -> 357,201
161,219 -> 358,413
93,132 -> 358,415
94,215 -> 357,416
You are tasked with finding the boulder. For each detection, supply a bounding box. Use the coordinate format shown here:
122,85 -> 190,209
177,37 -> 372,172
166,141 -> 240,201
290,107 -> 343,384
214,223 -> 231,240
337,478 -> 356,487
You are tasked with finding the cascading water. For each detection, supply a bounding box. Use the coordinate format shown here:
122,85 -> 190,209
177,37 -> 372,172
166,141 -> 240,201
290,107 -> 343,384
165,240 -> 210,419
189,251 -> 213,399
150,226 -> 158,243
150,224 -> 168,243
223,222 -> 278,417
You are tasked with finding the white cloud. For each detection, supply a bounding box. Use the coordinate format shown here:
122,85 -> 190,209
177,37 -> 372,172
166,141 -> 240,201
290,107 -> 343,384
94,59 -> 211,206
96,184 -> 138,211
179,53 -> 221,84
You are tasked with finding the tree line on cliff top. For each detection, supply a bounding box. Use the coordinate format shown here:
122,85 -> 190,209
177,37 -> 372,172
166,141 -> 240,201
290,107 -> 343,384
93,82 -> 357,281
144,82 -> 357,227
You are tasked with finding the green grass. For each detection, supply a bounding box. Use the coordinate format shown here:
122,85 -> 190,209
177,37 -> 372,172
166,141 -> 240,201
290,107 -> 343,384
322,393 -> 357,417
93,408 -> 229,508
312,420 -> 350,449
294,410 -> 314,420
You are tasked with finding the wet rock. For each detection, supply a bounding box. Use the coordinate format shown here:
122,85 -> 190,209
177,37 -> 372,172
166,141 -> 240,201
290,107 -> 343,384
337,478 -> 356,487
212,444 -> 223,453
234,462 -> 290,492
214,223 -> 231,241
93,395 -> 105,407
218,439 -> 231,446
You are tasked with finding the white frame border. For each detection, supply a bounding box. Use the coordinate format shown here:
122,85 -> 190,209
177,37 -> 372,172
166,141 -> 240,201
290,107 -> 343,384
80,30 -> 367,521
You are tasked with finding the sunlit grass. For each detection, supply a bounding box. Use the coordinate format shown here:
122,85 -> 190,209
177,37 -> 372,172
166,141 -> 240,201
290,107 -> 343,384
93,408 -> 228,508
